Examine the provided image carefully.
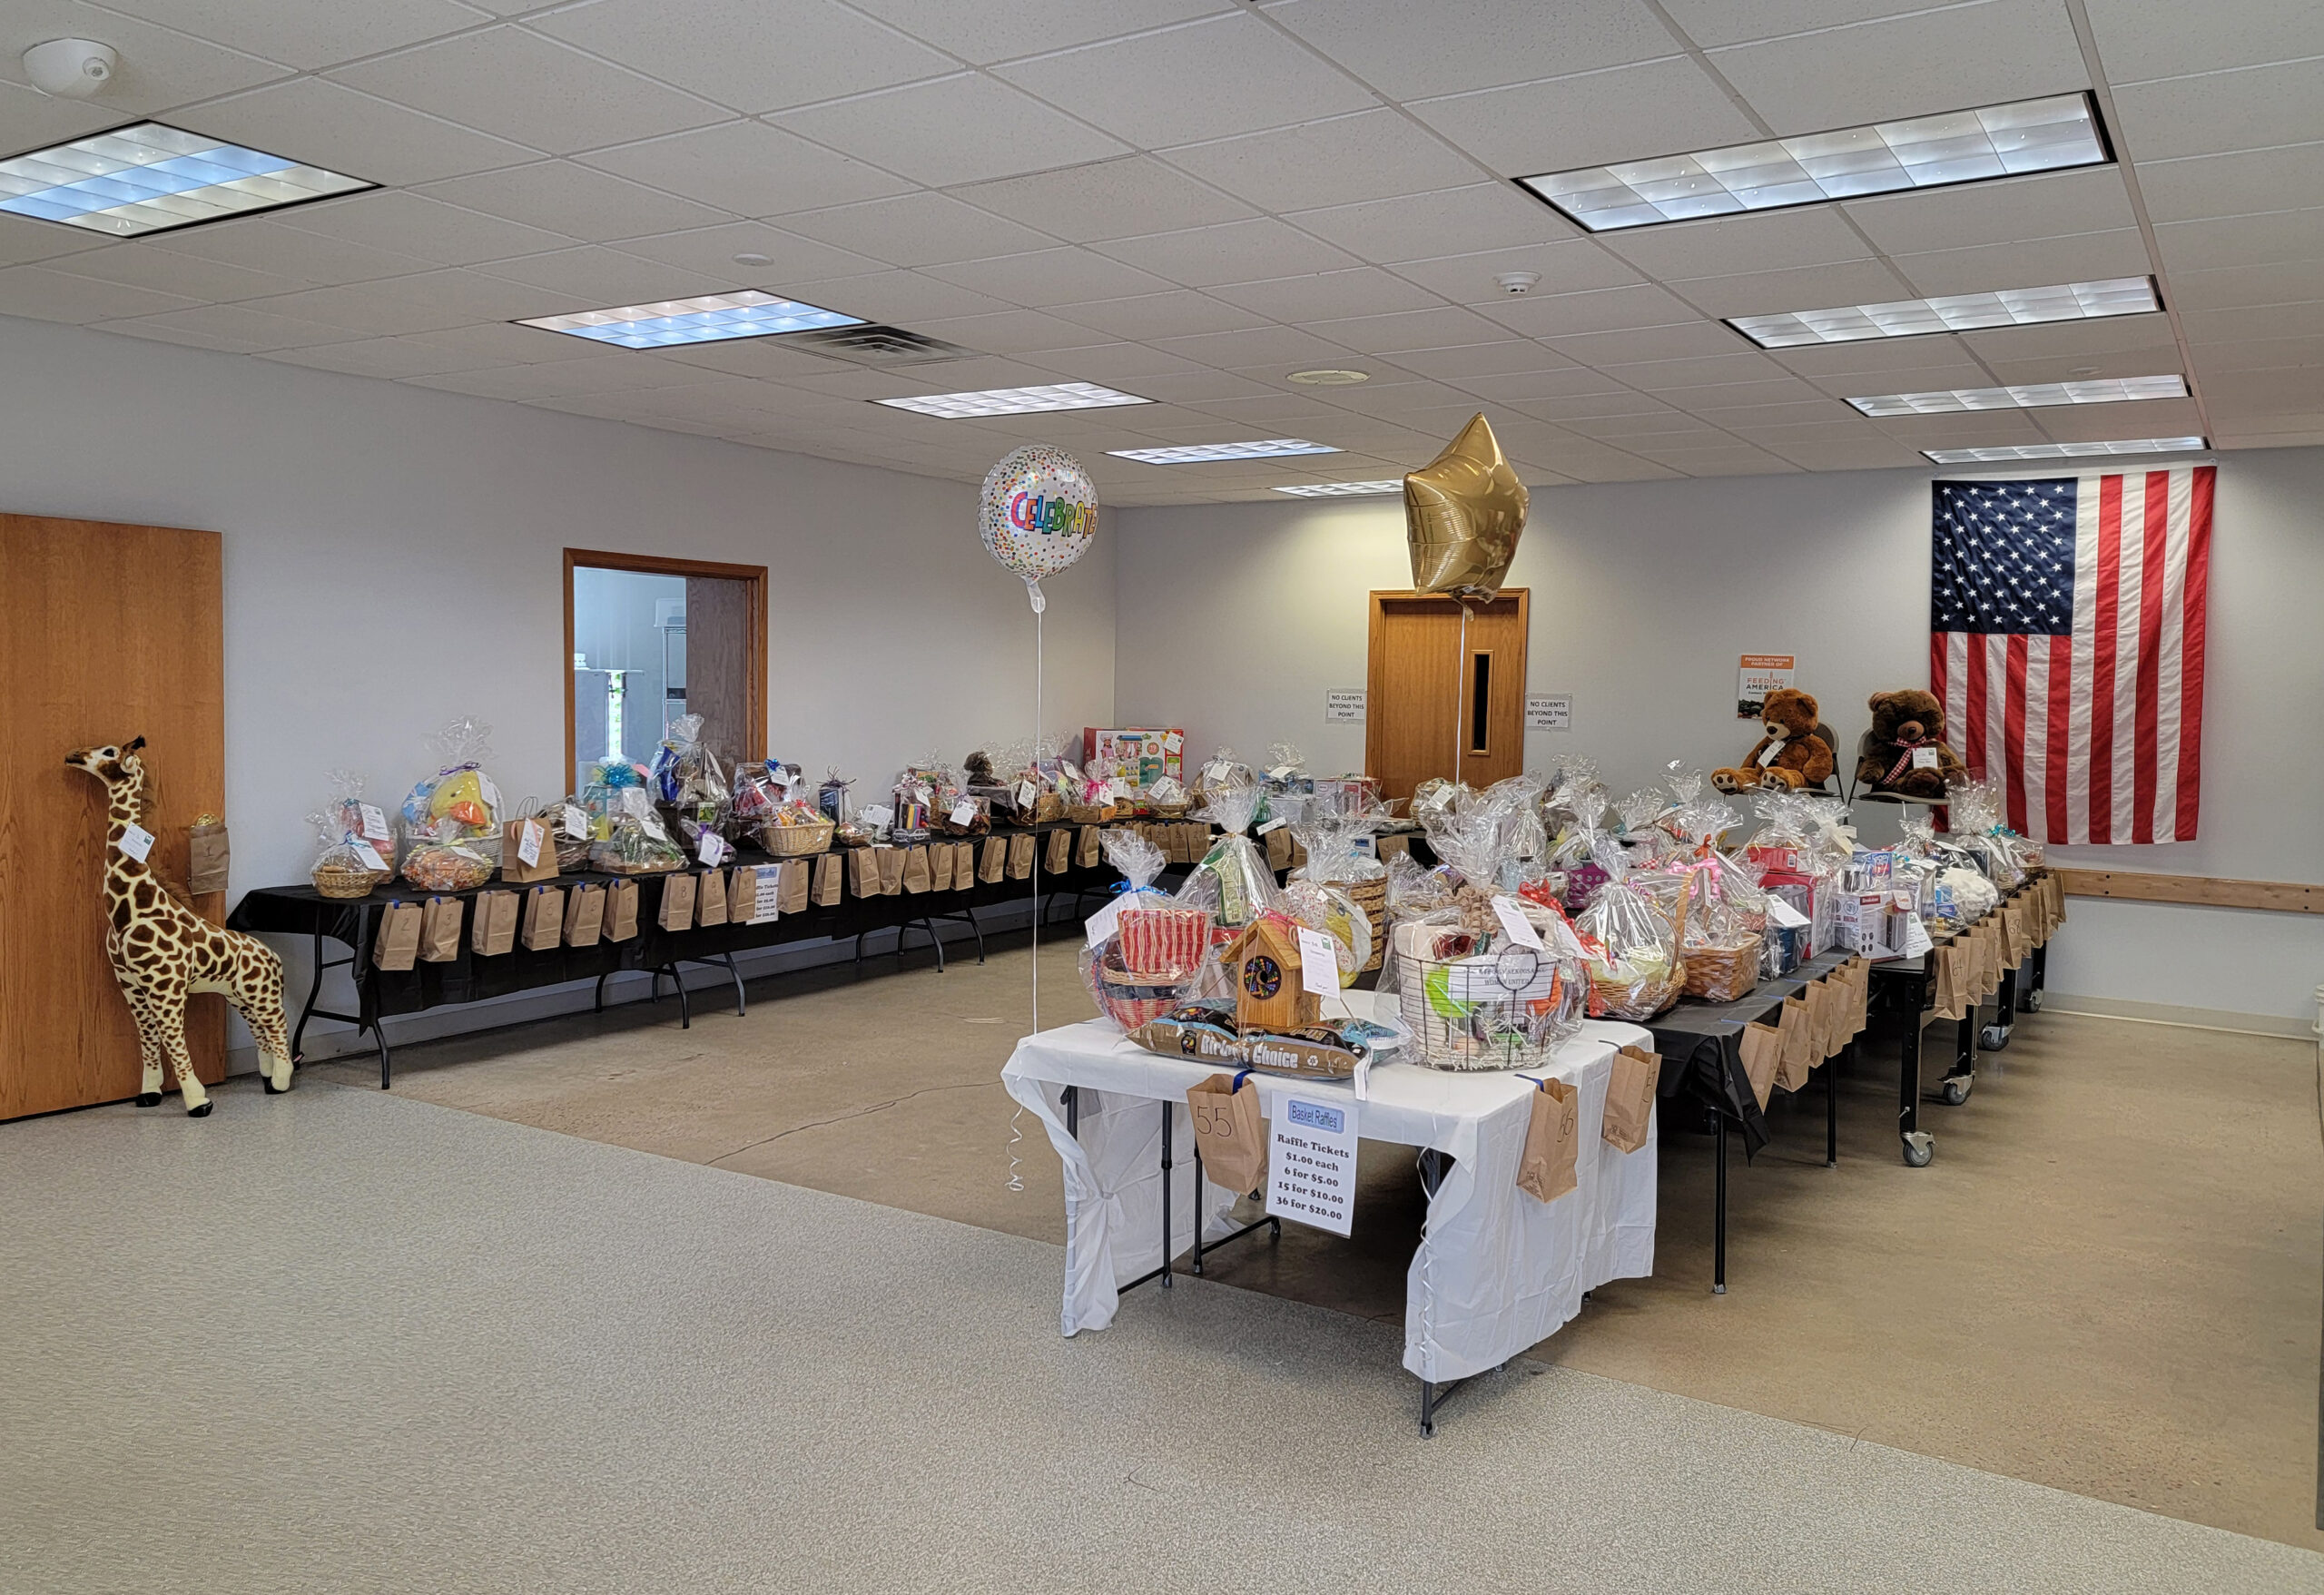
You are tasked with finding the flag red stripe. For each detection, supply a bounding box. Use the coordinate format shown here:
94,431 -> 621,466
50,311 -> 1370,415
2176,466 -> 2214,836
2045,632 -> 2073,842
2132,471 -> 2169,842
1929,629 -> 1947,730
2004,633 -> 2029,832
1963,630 -> 1988,777
2087,475 -> 2122,843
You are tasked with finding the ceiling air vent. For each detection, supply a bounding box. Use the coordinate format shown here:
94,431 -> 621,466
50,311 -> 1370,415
779,324 -> 977,367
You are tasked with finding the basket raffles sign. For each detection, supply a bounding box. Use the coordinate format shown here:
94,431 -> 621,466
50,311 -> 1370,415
1265,1095 -> 1359,1236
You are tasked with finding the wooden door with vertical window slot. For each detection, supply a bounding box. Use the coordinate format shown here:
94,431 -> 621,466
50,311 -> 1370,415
1365,591 -> 1528,804
2,514 -> 227,1118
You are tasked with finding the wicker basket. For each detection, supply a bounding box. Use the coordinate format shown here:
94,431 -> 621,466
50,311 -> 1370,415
1094,948 -> 1185,1030
1680,938 -> 1761,1002
312,862 -> 384,899
1064,802 -> 1119,824
757,816 -> 835,857
1329,873 -> 1389,973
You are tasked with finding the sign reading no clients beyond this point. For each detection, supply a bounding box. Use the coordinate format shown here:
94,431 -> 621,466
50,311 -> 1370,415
1265,1095 -> 1359,1236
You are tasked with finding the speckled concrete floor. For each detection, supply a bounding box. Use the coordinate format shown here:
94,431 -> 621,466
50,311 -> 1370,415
4,1080 -> 2316,1595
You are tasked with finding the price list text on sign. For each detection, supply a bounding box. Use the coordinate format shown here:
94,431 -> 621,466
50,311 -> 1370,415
1265,1096 -> 1359,1237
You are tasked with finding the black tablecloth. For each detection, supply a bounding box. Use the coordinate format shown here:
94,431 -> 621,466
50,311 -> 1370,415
1641,948 -> 1857,1153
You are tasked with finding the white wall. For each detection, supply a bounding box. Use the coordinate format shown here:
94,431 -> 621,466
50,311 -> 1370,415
1116,448 -> 2324,1027
0,311 -> 1114,1050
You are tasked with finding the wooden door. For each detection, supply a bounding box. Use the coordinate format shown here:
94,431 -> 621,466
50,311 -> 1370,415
2,515 -> 226,1118
1365,591 -> 1529,804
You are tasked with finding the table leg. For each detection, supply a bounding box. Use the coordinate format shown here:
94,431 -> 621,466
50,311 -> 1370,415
290,927 -> 327,1064
1158,1100 -> 1173,1292
1713,1108 -> 1728,1295
1900,972 -> 1933,1167
1982,962 -> 2015,1051
1826,1053 -> 1837,1169
1063,1083 -> 1078,1138
2024,943 -> 2047,1011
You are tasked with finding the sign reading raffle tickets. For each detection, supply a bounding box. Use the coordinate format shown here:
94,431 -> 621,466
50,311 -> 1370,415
1265,1095 -> 1359,1236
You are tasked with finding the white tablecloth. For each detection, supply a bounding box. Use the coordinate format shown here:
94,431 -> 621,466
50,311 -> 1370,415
1000,1004 -> 1658,1383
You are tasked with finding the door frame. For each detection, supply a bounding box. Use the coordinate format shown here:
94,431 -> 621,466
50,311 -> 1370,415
1364,588 -> 1530,793
564,547 -> 768,785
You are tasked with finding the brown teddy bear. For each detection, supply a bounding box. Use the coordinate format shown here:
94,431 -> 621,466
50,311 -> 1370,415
1713,688 -> 1835,793
1856,689 -> 1966,799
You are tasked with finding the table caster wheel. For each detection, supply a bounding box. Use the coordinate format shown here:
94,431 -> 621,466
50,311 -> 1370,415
1979,1024 -> 2010,1050
1901,1132 -> 1934,1167
1941,1074 -> 1973,1107
2022,989 -> 2043,1012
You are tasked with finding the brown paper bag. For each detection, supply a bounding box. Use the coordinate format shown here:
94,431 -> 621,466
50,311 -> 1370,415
1775,994 -> 1816,1091
877,845 -> 906,896
980,836 -> 1007,884
606,879 -> 640,940
1007,833 -> 1035,880
1290,838 -> 1308,871
497,817 -> 557,883
373,901 -> 423,971
812,852 -> 842,907
1738,1020 -> 1782,1110
187,821 -> 230,895
1602,1045 -> 1658,1154
849,847 -> 877,898
1804,977 -> 1840,1060
470,889 -> 519,956
1516,1077 -> 1581,1204
1264,826 -> 1292,870
520,884 -> 565,951
657,871 -> 696,931
418,895 -> 463,963
564,882 -> 605,947
901,845 -> 932,894
1044,827 -> 1070,874
953,841 -> 977,888
695,867 -> 729,928
1077,825 -> 1100,868
929,842 -> 955,892
780,858 -> 811,913
1187,1071 -> 1267,1195
1930,945 -> 1964,1020
1839,959 -> 1868,1037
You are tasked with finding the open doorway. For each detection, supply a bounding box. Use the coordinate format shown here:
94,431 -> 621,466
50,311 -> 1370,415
564,549 -> 766,793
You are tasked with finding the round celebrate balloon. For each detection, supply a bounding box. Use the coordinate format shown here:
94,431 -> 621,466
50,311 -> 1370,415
981,444 -> 1098,613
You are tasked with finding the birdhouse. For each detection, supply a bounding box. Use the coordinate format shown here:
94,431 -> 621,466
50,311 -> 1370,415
1223,915 -> 1320,1034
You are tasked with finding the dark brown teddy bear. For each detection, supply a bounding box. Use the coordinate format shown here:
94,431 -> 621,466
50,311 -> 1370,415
1856,689 -> 1966,799
1712,688 -> 1834,793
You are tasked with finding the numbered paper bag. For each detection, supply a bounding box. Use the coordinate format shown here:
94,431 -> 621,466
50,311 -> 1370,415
1516,1076 -> 1580,1204
606,879 -> 640,940
519,885 -> 564,952
1738,1020 -> 1781,1110
657,872 -> 696,933
695,867 -> 729,928
1602,1044 -> 1658,1154
901,845 -> 932,894
1775,993 -> 1816,1091
564,882 -> 605,948
877,845 -> 906,896
1044,827 -> 1070,874
812,852 -> 842,907
952,841 -> 977,888
779,858 -> 811,913
929,842 -> 955,892
1077,825 -> 1100,868
373,901 -> 423,971
1187,1071 -> 1267,1196
419,895 -> 463,963
1007,832 -> 1036,880
470,890 -> 519,956
849,847 -> 878,898
978,837 -> 1006,884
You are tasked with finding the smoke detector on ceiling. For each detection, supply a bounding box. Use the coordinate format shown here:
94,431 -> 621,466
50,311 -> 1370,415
1497,271 -> 1541,296
24,38 -> 117,99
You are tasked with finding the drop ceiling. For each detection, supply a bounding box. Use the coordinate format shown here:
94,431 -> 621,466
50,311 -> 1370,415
0,0 -> 2315,504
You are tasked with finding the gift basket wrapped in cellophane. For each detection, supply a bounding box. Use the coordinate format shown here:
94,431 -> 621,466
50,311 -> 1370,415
650,713 -> 733,850
1081,829 -> 1211,1030
1572,832 -> 1685,1019
397,718 -> 503,891
310,770 -> 394,897
1384,894 -> 1586,1071
1177,759 -> 1280,930
590,778 -> 685,874
1944,777 -> 2029,890
1663,797 -> 1768,1002
509,791 -> 595,873
1288,794 -> 1395,974
1278,877 -> 1374,989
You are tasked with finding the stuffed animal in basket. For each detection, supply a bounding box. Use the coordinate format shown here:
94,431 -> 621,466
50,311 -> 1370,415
1711,688 -> 1834,793
1856,688 -> 1966,799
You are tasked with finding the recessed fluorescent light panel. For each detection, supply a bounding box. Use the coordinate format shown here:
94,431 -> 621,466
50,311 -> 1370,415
1521,93 -> 2107,232
1849,375 -> 2187,416
517,291 -> 863,349
1923,437 -> 2207,465
0,122 -> 370,237
873,382 -> 1151,418
1731,277 -> 2158,348
1108,439 -> 1341,464
1273,479 -> 1403,497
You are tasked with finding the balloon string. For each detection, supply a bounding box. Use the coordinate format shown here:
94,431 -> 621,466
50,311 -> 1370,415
1030,598 -> 1042,1036
1454,600 -> 1471,787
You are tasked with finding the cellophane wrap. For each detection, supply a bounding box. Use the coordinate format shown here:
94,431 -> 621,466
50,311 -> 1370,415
1410,776 -> 1549,939
511,793 -> 594,872
1393,894 -> 1587,1070
730,760 -> 796,831
1084,829 -> 1209,1029
1574,835 -> 1684,1019
1279,878 -> 1372,987
1179,762 -> 1278,929
399,718 -> 501,889
311,771 -> 392,879
1945,777 -> 2028,889
652,714 -> 733,846
1614,786 -> 1677,860
590,784 -> 685,874
1664,799 -> 1767,999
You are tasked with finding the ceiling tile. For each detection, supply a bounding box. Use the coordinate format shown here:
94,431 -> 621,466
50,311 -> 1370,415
1150,324 -> 1363,369
57,241 -> 310,302
1964,341 -> 2185,387
1582,350 -> 1784,389
1285,182 -> 1578,265
530,0 -> 956,113
273,190 -> 578,267
2028,397 -> 2203,442
330,27 -> 729,155
643,339 -> 867,379
1671,259 -> 1916,319
361,265 -> 592,322
1160,109 -> 1482,212
1765,439 -> 1926,470
2168,260 -> 2324,312
1708,0 -> 2087,134
174,76 -> 539,188
399,321 -> 611,364
612,221 -> 888,283
477,245 -> 748,304
1953,315 -> 2177,362
0,209 -> 107,270
1843,167 -> 2139,256
2109,57 -> 2324,162
770,269 -> 1016,322
1094,218 -> 1361,289
773,74 -> 1129,188
92,301 -> 361,353
1384,340 -> 1576,382
1891,231 -> 2155,298
1764,337 -> 1984,379
1387,240 -> 1640,304
1002,340 -> 1210,383
1658,0 -> 1945,48
0,265 -> 199,323
0,77 -> 115,159
914,308 -> 1129,355
1408,56 -> 1759,175
773,192 -> 1059,268
405,355 -> 689,401
2083,0 -> 2324,81
1207,267 -> 1440,322
1800,359 -> 1997,398
845,0 -> 1234,64
2183,302 -> 2324,340
949,156 -> 1258,241
1302,305 -> 1510,353
0,5 -> 286,112
95,0 -> 487,72
2152,209 -> 2324,274
1456,367 -> 1635,405
1265,0 -> 1681,100
2132,144 -> 2324,222
1477,282 -> 1699,338
260,336 -> 498,379
418,161 -> 734,241
1603,208 -> 1878,281
1044,288 -> 1265,340
995,13 -> 1376,149
146,217 -> 437,285
233,281 -> 474,336
923,247 -> 1175,306
1629,375 -> 1824,409
580,120 -> 911,218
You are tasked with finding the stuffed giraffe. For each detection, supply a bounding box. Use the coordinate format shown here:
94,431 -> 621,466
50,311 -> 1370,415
65,738 -> 294,1115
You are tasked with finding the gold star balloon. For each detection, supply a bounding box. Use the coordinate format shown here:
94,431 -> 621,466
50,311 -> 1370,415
1403,412 -> 1528,601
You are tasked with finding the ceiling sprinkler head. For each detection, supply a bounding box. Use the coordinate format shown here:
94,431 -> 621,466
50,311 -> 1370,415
1497,271 -> 1541,296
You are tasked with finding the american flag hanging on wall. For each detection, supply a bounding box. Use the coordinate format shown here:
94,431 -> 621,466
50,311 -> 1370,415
1929,465 -> 2213,844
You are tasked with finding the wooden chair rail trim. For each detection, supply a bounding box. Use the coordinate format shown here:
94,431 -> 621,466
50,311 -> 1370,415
2058,869 -> 2324,914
